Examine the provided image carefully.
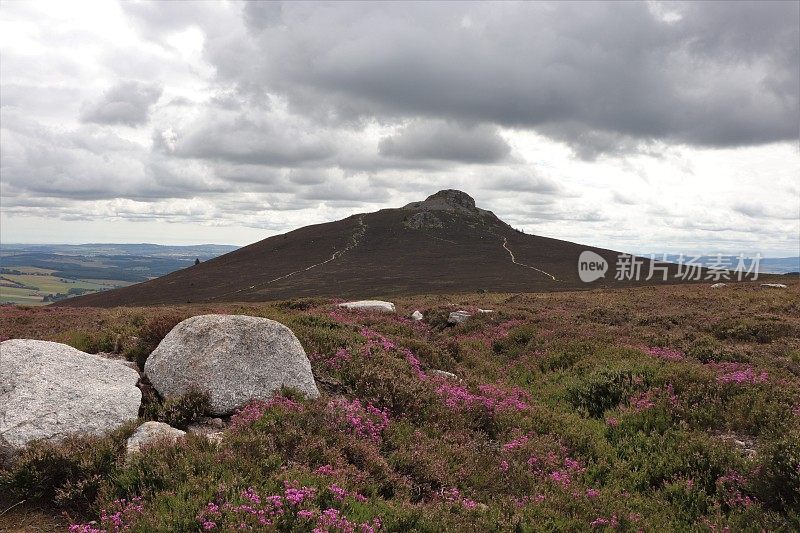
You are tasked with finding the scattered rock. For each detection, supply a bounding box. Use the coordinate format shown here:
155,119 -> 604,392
447,311 -> 472,324
760,283 -> 787,289
430,369 -> 459,380
144,314 -> 319,416
411,310 -> 424,321
186,418 -> 225,442
0,339 -> 141,458
338,300 -> 396,313
404,211 -> 444,230
710,283 -> 727,288
126,421 -> 185,457
715,431 -> 757,459
186,417 -> 226,444
478,308 -> 494,313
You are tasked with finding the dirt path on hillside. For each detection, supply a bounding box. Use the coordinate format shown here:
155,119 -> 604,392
501,236 -> 559,281
209,216 -> 367,300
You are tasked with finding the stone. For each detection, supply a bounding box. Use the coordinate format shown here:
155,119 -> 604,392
126,421 -> 185,457
338,300 -> 396,313
447,311 -> 472,324
430,369 -> 459,380
411,310 -> 424,321
478,308 -> 494,313
0,339 -> 141,458
710,283 -> 727,288
186,419 -> 225,446
144,314 -> 319,416
760,283 -> 787,289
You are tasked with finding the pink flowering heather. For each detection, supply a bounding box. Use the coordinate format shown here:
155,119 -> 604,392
284,482 -> 316,505
327,398 -> 390,443
313,347 -> 353,369
502,434 -> 530,451
627,390 -> 656,412
436,382 -> 529,413
605,417 -> 620,427
442,488 -> 481,510
229,395 -> 302,430
329,484 -> 349,501
586,488 -> 601,499
361,327 -> 426,377
196,484 -> 360,530
590,515 -> 619,529
706,362 -> 769,385
718,367 -> 769,385
313,508 -> 382,533
314,464 -> 336,476
716,471 -> 756,508
645,346 -> 685,362
69,498 -> 145,533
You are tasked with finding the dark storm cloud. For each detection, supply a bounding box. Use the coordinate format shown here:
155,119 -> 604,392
379,121 -> 511,163
210,0 -> 798,157
80,81 -> 163,127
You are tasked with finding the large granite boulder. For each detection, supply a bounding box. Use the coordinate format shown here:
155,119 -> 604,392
338,300 -> 396,313
0,339 -> 141,458
144,315 -> 319,416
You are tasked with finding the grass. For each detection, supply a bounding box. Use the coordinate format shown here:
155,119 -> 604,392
0,280 -> 798,531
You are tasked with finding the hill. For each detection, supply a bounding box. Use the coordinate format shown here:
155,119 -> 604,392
61,190 -> 708,307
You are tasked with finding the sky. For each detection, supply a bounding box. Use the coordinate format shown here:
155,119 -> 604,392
0,0 -> 798,256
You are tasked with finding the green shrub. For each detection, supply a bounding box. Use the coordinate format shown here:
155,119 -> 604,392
0,428 -> 129,513
492,324 -> 538,357
154,389 -> 210,430
751,430 -> 800,512
567,368 -> 650,418
64,330 -> 116,354
711,319 -> 791,343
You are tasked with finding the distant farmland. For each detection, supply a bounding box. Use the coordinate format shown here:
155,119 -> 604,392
0,244 -> 237,305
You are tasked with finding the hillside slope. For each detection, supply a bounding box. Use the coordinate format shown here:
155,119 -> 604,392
61,190 -> 690,307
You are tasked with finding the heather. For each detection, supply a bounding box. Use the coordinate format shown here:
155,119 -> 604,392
1,281 -> 799,531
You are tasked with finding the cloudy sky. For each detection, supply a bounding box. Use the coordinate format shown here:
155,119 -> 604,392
1,1 -> 798,256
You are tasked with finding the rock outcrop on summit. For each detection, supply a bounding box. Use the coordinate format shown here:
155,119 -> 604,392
144,315 -> 319,416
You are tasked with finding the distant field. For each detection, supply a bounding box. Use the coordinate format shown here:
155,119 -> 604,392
0,243 -> 237,305
0,274 -> 129,306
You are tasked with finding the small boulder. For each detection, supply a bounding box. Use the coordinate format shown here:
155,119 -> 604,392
448,311 -> 472,325
430,369 -> 459,380
0,339 -> 141,458
760,283 -> 787,289
186,419 -> 225,445
338,300 -> 396,313
144,315 -> 319,416
710,283 -> 727,288
126,421 -> 185,457
411,310 -> 424,321
478,308 -> 494,313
